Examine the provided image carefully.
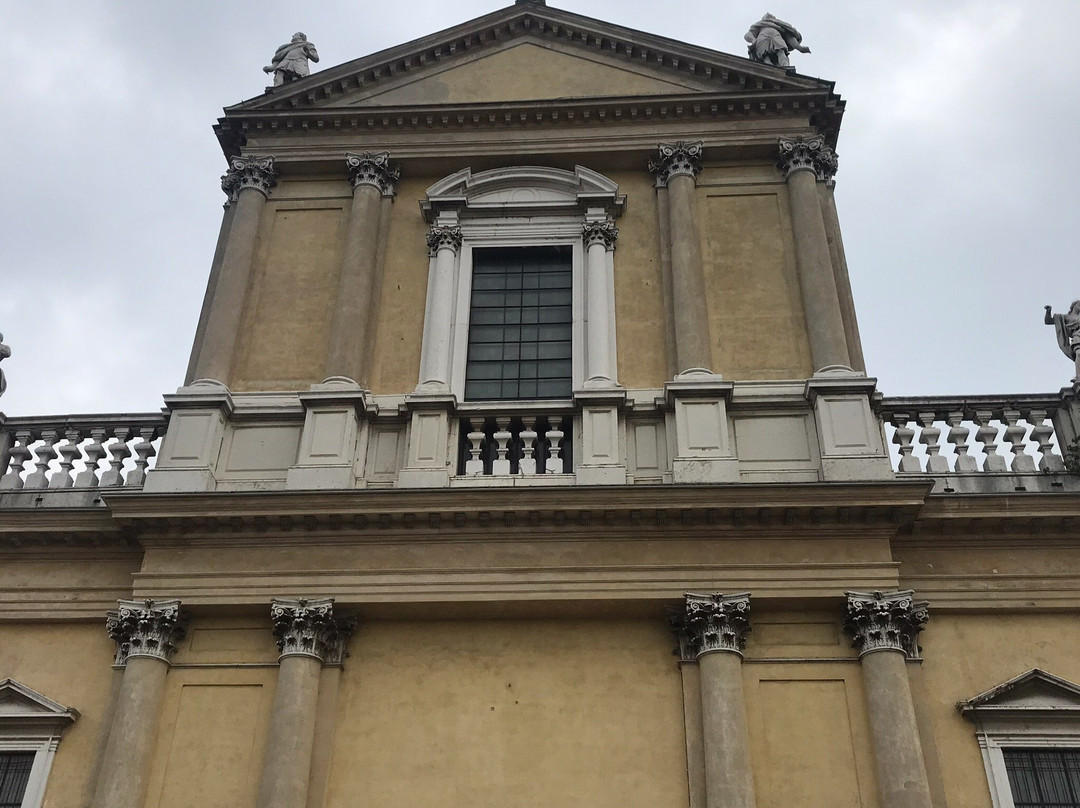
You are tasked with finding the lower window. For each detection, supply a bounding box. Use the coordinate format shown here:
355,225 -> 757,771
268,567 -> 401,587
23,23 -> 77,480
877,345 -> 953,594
0,753 -> 34,808
1005,749 -> 1080,808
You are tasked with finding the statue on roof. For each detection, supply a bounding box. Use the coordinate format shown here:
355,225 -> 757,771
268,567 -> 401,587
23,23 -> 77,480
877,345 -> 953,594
744,14 -> 810,69
0,333 -> 9,399
1045,301 -> 1080,382
263,32 -> 320,87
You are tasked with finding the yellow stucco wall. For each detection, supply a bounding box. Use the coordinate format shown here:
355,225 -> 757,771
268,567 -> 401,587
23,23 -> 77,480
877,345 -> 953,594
359,42 -> 695,106
325,618 -> 688,808
0,623 -> 116,808
919,612 -> 1080,808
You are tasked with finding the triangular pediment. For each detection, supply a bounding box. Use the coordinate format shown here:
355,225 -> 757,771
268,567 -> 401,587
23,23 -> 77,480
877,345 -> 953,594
230,3 -> 834,114
959,669 -> 1080,716
0,679 -> 78,733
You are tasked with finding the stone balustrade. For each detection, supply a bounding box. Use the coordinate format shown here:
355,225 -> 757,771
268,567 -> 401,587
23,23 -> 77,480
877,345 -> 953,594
877,395 -> 1076,488
457,405 -> 574,477
0,413 -> 167,493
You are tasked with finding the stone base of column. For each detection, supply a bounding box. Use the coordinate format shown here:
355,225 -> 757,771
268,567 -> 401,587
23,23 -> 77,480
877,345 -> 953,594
805,373 -> 894,482
396,392 -> 456,488
144,381 -> 234,493
573,388 -> 627,485
664,375 -> 739,483
286,379 -> 370,490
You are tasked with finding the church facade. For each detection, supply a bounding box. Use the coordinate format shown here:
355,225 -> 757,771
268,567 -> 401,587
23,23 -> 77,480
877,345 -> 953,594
2,3 -> 1080,808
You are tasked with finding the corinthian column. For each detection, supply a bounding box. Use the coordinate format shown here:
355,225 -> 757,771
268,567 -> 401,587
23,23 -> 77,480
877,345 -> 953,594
582,220 -> 619,386
418,225 -> 463,391
325,152 -> 399,386
258,598 -> 355,808
777,136 -> 851,373
672,593 -> 757,808
191,155 -> 278,385
844,591 -> 933,808
90,599 -> 188,808
650,142 -> 713,375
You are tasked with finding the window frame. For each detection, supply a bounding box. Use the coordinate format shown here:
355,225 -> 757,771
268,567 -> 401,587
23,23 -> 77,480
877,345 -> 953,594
0,680 -> 77,808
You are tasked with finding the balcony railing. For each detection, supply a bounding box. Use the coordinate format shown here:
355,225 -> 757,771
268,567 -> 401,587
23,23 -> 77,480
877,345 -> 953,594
0,413 -> 167,491
878,395 -> 1069,476
457,404 -> 574,477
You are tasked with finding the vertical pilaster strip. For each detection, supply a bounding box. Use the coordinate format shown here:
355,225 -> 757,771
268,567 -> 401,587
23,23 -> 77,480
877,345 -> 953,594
582,220 -> 619,385
185,201 -> 237,385
90,599 -> 188,808
258,598 -> 355,808
819,182 -> 866,373
650,142 -> 713,375
844,591 -> 934,808
325,152 -> 400,386
418,226 -> 463,391
672,593 -> 757,808
191,155 -> 278,385
777,136 -> 852,373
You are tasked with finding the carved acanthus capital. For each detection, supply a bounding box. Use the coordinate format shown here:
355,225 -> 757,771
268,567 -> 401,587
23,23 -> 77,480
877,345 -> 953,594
106,599 -> 188,665
670,592 -> 751,659
427,225 -> 463,257
777,135 -> 838,184
649,141 -> 704,187
270,598 -> 355,664
582,220 -> 619,251
221,155 -> 278,201
843,590 -> 928,659
346,151 -> 400,196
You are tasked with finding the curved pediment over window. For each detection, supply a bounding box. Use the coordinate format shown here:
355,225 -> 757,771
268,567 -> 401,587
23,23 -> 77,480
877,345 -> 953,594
421,166 -> 625,222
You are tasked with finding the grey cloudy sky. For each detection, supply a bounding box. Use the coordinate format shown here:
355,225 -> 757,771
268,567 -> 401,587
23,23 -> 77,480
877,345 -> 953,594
2,0 -> 1078,417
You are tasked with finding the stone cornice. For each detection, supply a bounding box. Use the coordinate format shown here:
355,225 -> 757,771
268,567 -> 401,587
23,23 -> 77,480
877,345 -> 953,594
215,90 -> 842,158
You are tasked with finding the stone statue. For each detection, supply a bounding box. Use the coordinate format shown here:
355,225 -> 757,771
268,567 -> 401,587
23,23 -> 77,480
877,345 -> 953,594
744,13 -> 810,68
0,333 -> 9,399
1045,301 -> 1080,382
263,32 -> 320,87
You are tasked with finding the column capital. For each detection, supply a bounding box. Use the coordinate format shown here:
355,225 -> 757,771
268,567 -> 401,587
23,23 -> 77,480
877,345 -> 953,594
106,598 -> 188,665
843,590 -> 928,659
777,135 -> 838,184
426,225 -> 463,257
582,220 -> 619,251
346,151 -> 400,196
221,154 -> 278,201
649,141 -> 704,187
670,592 -> 751,659
270,597 -> 355,664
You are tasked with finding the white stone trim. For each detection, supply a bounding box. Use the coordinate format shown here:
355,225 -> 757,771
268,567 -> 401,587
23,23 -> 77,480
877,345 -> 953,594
0,680 -> 78,808
0,737 -> 59,808
974,730 -> 1080,808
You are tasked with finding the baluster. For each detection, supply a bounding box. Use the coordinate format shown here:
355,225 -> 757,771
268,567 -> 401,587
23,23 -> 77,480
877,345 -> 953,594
947,411 -> 978,472
492,417 -> 512,475
100,427 -> 132,487
74,427 -> 108,487
126,427 -> 158,487
24,429 -> 59,489
464,420 -> 486,475
546,423 -> 565,474
918,412 -> 949,473
1028,409 -> 1065,473
1002,409 -> 1036,473
519,418 -> 538,475
49,428 -> 83,489
891,413 -> 921,472
0,430 -> 34,490
974,410 -> 1008,472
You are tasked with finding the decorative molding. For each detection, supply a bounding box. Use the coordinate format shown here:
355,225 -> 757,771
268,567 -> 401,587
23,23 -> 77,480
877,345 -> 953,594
0,680 -> 78,808
426,225 -> 463,257
777,135 -> 838,184
843,589 -> 928,659
106,598 -> 188,665
649,141 -> 704,187
270,597 -> 355,663
220,155 -> 278,201
582,221 -> 619,251
670,592 -> 751,659
346,151 -> 400,196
